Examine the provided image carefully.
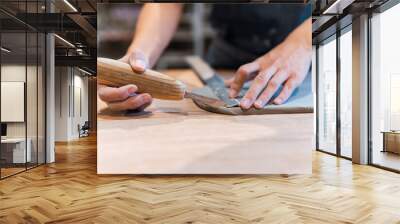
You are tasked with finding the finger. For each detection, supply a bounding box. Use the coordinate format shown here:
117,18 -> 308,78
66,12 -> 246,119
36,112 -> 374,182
224,77 -> 234,87
273,77 -> 300,105
98,84 -> 137,103
229,61 -> 260,98
129,51 -> 148,73
108,93 -> 152,111
240,65 -> 278,109
253,70 -> 288,109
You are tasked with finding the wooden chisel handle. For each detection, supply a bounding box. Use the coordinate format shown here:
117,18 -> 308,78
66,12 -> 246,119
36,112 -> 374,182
97,57 -> 186,100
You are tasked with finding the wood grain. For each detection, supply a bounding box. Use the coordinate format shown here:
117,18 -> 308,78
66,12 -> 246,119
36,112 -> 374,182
98,113 -> 313,174
97,57 -> 186,100
1,135 -> 400,223
97,69 -> 313,174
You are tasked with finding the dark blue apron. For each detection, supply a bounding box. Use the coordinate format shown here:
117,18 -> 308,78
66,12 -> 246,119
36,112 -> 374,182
205,4 -> 311,68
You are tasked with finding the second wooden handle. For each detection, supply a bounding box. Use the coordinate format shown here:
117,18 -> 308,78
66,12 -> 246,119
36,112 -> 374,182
97,57 -> 186,100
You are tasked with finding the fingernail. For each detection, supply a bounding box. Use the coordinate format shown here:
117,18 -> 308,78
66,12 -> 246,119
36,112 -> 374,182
254,100 -> 263,108
240,99 -> 250,109
135,59 -> 146,70
274,98 -> 282,104
128,86 -> 136,95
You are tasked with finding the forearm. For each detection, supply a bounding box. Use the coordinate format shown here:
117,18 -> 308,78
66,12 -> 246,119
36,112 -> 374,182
127,3 -> 183,67
285,18 -> 312,52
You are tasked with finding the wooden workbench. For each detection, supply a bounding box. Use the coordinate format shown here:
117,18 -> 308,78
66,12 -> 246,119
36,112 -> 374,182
97,70 -> 313,174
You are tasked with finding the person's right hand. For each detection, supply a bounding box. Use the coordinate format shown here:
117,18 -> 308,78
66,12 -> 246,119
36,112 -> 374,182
97,50 -> 152,111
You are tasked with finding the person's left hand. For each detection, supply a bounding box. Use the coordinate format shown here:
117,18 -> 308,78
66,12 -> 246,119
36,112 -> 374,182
228,19 -> 312,109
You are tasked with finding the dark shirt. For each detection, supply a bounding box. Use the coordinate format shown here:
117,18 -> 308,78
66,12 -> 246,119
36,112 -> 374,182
209,4 -> 311,56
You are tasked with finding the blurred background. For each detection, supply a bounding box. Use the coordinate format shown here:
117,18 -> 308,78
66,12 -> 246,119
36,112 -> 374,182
98,4 -> 214,69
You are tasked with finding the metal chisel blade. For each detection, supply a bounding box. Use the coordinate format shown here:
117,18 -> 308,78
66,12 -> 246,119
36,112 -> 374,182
184,91 -> 226,108
204,75 -> 239,107
184,91 -> 215,102
186,56 -> 239,108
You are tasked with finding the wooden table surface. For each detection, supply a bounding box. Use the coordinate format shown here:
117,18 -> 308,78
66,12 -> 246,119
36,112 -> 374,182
97,70 -> 313,174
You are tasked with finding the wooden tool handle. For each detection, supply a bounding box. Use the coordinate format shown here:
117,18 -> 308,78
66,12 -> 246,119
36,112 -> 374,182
97,57 -> 186,100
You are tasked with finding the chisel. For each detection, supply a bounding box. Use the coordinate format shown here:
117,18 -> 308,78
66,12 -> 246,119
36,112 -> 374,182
97,57 -> 224,105
185,56 -> 239,108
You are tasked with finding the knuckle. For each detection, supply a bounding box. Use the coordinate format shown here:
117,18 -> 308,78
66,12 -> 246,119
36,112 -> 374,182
255,74 -> 268,84
268,79 -> 278,89
273,59 -> 284,69
237,66 -> 249,77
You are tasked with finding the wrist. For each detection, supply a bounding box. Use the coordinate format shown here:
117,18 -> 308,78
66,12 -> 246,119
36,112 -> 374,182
287,19 -> 312,51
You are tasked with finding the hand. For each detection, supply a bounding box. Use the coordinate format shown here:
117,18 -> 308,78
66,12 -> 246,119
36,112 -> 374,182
98,84 -> 152,112
119,49 -> 150,73
97,50 -> 152,112
229,19 -> 312,109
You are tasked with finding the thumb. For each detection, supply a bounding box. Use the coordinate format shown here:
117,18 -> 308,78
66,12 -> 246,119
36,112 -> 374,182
131,58 -> 147,73
128,51 -> 148,73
